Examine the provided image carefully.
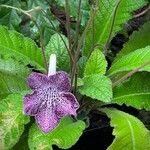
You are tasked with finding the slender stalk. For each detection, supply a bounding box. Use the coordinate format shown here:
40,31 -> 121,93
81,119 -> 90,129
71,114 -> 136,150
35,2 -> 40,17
112,60 -> 150,87
34,21 -> 48,72
133,5 -> 150,18
71,5 -> 98,86
0,4 -> 34,19
104,0 -> 121,55
65,0 -> 71,51
74,0 -> 82,49
72,0 -> 82,94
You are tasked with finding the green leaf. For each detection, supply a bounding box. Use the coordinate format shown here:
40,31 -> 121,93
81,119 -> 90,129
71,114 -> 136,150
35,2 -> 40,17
28,117 -> 85,150
108,46 -> 150,78
103,108 -> 150,150
0,56 -> 30,98
83,0 -> 147,56
113,72 -> 150,110
114,21 -> 150,62
84,49 -> 107,76
46,33 -> 70,71
0,0 -> 21,30
0,25 -> 45,71
0,94 -> 30,150
79,75 -> 112,102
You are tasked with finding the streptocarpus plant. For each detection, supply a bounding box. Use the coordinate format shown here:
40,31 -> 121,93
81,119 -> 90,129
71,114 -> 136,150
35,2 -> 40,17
0,0 -> 150,150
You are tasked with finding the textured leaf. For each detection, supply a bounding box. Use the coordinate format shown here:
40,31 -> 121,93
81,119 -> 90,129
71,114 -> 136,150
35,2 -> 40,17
84,49 -> 107,76
28,117 -> 85,150
113,72 -> 150,110
0,94 -> 30,150
83,0 -> 147,56
46,33 -> 70,71
0,0 -> 21,29
0,56 -> 30,98
108,46 -> 150,77
79,75 -> 112,102
114,21 -> 150,62
0,25 -> 45,70
103,108 -> 150,150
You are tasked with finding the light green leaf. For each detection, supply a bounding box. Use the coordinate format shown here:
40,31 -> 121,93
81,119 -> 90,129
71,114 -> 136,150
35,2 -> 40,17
84,49 -> 107,76
28,117 -> 85,150
0,56 -> 30,98
0,25 -> 45,71
0,94 -> 30,150
108,46 -> 150,78
79,75 -> 112,102
114,21 -> 150,62
83,0 -> 147,56
103,108 -> 150,150
46,33 -> 70,71
113,72 -> 150,110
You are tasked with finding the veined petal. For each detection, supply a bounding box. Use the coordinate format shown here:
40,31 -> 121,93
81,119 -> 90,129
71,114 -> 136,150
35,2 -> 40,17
35,109 -> 60,133
48,71 -> 71,92
56,92 -> 79,117
28,72 -> 48,89
24,92 -> 41,116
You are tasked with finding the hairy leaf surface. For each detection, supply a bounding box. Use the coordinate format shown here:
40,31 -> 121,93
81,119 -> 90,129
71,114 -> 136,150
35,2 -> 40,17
113,72 -> 150,110
0,56 -> 30,98
0,26 -> 45,70
108,46 -> 150,77
84,49 -> 107,76
79,75 -> 112,102
103,108 -> 150,150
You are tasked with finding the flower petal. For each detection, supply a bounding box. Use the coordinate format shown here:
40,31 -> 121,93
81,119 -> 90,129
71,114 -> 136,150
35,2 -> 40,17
48,71 -> 71,92
35,109 -> 60,133
56,92 -> 79,117
28,72 -> 48,89
24,92 -> 41,116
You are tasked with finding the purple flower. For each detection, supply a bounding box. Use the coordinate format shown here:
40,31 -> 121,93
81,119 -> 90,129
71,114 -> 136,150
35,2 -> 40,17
24,71 -> 79,133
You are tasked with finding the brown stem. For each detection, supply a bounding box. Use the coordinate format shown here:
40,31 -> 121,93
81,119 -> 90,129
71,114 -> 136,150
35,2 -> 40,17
112,60 -> 150,88
34,22 -> 48,73
65,0 -> 71,51
71,5 -> 98,86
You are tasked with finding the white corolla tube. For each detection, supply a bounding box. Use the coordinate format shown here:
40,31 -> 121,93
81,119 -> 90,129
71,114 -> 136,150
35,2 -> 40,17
48,54 -> 56,76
